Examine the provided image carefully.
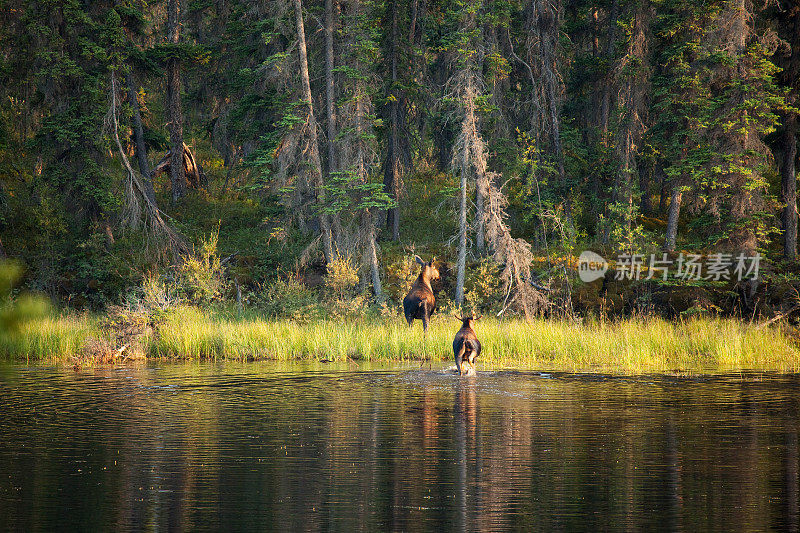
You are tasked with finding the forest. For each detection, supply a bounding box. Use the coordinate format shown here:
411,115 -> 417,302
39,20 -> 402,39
0,0 -> 799,333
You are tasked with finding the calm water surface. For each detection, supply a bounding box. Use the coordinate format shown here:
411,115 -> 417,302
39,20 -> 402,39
1,363 -> 800,531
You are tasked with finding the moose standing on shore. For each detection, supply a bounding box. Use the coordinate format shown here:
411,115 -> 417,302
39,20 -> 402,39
403,256 -> 440,333
453,315 -> 482,375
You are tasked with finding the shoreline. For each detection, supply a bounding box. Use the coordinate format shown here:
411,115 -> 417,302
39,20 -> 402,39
3,361 -> 798,381
2,306 -> 800,373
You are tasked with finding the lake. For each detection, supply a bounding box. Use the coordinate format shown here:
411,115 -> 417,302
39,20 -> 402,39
1,363 -> 799,531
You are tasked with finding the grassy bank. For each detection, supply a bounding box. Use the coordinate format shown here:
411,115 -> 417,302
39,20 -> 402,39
2,306 -> 800,373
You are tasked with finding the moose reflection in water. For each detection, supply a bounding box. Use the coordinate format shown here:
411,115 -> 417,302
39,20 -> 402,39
454,378 -> 478,530
403,255 -> 439,333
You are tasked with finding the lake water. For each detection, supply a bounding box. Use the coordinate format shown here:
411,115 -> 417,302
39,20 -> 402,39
1,363 -> 799,531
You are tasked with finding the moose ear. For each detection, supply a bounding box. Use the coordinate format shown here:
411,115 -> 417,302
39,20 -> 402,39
415,255 -> 425,266
430,256 -> 436,266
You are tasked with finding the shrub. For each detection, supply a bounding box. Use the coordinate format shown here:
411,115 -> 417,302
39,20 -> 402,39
464,258 -> 504,314
323,256 -> 366,318
255,275 -> 321,322
324,256 -> 360,299
383,253 -> 418,309
176,228 -> 227,304
140,271 -> 180,310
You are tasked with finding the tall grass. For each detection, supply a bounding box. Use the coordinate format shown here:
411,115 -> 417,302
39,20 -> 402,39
3,306 -> 800,373
0,313 -> 100,364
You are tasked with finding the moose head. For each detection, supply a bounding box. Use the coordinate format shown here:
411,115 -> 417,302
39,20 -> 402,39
456,313 -> 482,330
415,255 -> 440,283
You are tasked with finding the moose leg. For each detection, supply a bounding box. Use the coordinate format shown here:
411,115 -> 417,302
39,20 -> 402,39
421,303 -> 430,334
403,305 -> 413,326
455,345 -> 465,375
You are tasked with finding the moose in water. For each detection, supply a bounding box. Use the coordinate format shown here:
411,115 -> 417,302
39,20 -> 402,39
453,314 -> 482,376
403,255 -> 440,333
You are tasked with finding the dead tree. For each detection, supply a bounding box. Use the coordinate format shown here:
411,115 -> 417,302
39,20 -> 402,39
779,5 -> 800,260
166,0 -> 186,204
664,186 -> 682,252
293,0 -> 334,263
125,72 -> 156,204
334,0 -> 385,299
484,173 -> 551,319
108,71 -> 187,260
448,0 -> 485,308
152,143 -> 207,190
382,0 -> 412,241
324,0 -> 345,246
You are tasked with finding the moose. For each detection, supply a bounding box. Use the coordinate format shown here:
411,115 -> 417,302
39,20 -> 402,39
403,255 -> 440,333
453,314 -> 482,376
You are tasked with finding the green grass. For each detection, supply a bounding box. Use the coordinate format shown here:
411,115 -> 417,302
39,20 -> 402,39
0,313 -> 102,364
2,306 -> 800,372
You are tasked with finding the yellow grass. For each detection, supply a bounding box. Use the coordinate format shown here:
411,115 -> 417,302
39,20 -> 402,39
3,306 -> 800,373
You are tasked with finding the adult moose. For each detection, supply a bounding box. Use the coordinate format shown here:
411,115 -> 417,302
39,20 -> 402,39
453,314 -> 482,376
403,256 -> 440,333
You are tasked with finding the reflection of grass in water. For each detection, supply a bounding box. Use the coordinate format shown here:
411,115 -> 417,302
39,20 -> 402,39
3,307 -> 800,372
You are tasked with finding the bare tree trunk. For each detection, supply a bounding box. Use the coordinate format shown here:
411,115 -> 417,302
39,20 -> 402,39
452,4 -> 480,307
363,210 -> 383,299
102,219 -> 115,251
474,14 -> 487,255
599,0 -> 617,138
294,0 -> 334,263
125,72 -> 156,204
640,164 -> 652,215
521,0 -> 570,226
611,0 -> 649,245
658,166 -> 667,213
455,137 -> 468,307
166,0 -> 185,205
325,0 -> 336,175
383,0 -> 402,241
540,0 -> 568,221
783,112 -> 798,260
110,70 -> 187,259
409,0 -> 419,42
325,0 -> 343,244
782,9 -> 799,260
664,186 -> 682,252
475,183 -> 485,254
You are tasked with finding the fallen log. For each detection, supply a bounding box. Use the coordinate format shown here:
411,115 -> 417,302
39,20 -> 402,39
152,142 -> 208,189
756,305 -> 800,330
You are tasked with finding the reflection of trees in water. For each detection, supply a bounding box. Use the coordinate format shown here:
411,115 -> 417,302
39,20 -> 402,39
0,367 -> 227,530
97,367 -> 221,530
785,393 -> 799,532
666,415 -> 683,531
5,370 -> 800,530
454,379 -> 477,531
787,424 -> 799,532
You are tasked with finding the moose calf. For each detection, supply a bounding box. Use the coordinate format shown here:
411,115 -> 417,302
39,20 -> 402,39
403,256 -> 440,333
453,315 -> 482,376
